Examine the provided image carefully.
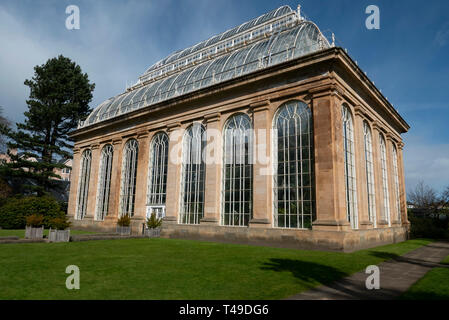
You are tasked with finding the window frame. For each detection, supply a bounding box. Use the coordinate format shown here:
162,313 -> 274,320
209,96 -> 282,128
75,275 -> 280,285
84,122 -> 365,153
272,100 -> 315,230
221,113 -> 253,227
342,104 -> 358,229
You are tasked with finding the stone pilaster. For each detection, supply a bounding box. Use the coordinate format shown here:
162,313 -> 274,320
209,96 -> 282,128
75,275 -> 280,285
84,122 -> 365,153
67,147 -> 81,220
163,123 -> 183,225
311,89 -> 351,231
398,142 -> 409,226
132,131 -> 151,227
201,113 -> 222,226
249,101 -> 272,228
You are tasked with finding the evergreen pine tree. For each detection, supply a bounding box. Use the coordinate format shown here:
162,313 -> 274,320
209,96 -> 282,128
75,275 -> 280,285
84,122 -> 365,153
0,55 -> 95,195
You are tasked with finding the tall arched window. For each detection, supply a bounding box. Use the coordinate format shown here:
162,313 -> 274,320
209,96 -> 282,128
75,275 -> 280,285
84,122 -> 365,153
273,100 -> 315,229
76,149 -> 92,220
342,105 -> 358,229
180,124 -> 206,224
95,144 -> 113,221
147,132 -> 169,205
363,122 -> 376,227
222,114 -> 253,227
119,139 -> 139,217
379,134 -> 391,226
392,144 -> 401,223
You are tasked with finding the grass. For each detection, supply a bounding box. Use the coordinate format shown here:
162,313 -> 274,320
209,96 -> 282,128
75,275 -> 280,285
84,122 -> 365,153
0,229 -> 96,238
0,238 -> 432,300
400,254 -> 449,300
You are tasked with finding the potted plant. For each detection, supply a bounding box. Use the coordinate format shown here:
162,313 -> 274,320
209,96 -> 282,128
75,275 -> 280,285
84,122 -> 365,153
116,214 -> 131,235
25,214 -> 44,239
48,216 -> 71,242
145,213 -> 162,238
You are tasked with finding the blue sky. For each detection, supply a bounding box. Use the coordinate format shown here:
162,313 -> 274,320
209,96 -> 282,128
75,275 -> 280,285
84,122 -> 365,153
0,0 -> 448,193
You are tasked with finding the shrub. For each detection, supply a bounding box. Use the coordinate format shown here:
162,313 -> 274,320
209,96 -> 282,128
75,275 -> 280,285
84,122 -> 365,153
117,214 -> 131,227
146,213 -> 162,229
409,215 -> 449,239
49,216 -> 71,230
0,196 -> 65,229
26,214 -> 44,227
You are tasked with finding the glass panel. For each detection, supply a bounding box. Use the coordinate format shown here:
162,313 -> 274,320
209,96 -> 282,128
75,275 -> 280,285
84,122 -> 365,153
221,114 -> 253,226
273,101 -> 315,229
180,124 -> 206,225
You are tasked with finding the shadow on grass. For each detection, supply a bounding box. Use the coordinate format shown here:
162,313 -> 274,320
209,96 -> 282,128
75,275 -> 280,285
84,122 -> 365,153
368,250 -> 449,269
261,258 -> 348,288
262,257 -> 403,300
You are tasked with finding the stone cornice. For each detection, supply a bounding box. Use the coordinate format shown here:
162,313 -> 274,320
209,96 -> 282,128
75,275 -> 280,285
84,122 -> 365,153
249,100 -> 270,112
203,112 -> 221,123
386,133 -> 398,145
166,122 -> 181,133
90,143 -> 100,150
136,130 -> 149,139
372,121 -> 387,134
112,139 -> 123,146
354,105 -> 365,118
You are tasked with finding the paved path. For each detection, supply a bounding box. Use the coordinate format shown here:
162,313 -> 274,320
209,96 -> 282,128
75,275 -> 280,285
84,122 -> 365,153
287,241 -> 449,300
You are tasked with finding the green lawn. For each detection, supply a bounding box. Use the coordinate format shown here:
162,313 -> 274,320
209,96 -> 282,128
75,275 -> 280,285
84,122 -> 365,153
0,238 -> 431,300
0,229 -> 96,238
400,254 -> 449,300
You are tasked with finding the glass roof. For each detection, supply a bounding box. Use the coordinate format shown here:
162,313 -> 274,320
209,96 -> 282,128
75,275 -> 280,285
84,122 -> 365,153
80,6 -> 330,128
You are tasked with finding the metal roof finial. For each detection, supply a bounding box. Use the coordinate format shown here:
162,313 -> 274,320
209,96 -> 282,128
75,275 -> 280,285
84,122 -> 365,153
297,4 -> 303,21
331,33 -> 335,47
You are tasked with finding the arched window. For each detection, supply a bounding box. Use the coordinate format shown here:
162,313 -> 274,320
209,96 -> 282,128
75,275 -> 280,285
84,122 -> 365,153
95,144 -> 113,221
180,124 -> 206,224
119,139 -> 139,217
222,114 -> 253,227
342,105 -> 358,229
147,132 -> 169,205
76,149 -> 92,220
379,134 -> 391,226
363,122 -> 376,227
273,101 -> 315,229
392,144 -> 401,223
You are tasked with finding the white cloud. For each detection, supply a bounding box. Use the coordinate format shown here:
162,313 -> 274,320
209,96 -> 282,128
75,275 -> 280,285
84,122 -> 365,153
404,142 -> 449,192
435,22 -> 449,47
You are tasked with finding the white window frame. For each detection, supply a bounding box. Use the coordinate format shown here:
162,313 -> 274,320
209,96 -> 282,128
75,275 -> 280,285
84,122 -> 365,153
221,114 -> 253,227
392,144 -> 401,224
342,105 -> 358,229
379,134 -> 391,226
95,144 -> 113,221
363,122 -> 377,227
147,132 -> 169,207
273,100 -> 315,229
119,139 -> 139,217
180,123 -> 206,225
76,149 -> 92,220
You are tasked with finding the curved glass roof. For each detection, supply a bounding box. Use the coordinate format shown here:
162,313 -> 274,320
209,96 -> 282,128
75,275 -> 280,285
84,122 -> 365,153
80,6 -> 330,128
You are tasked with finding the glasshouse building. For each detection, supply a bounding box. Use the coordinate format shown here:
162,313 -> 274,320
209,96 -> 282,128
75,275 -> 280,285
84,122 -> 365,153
67,5 -> 410,251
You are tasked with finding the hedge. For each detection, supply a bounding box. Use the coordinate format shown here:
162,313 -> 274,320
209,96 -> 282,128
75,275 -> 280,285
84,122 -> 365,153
0,196 -> 66,229
409,215 -> 449,239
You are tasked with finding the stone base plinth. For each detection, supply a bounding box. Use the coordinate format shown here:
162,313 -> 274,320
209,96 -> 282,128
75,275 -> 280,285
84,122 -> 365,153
160,223 -> 409,253
69,216 -> 145,235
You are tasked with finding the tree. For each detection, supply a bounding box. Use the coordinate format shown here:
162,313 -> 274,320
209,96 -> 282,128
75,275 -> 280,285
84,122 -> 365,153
407,181 -> 439,210
0,106 -> 10,153
0,55 -> 95,195
441,185 -> 449,210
